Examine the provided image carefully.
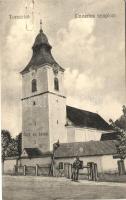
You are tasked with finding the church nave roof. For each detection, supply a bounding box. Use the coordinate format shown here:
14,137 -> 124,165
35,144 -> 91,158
66,106 -> 112,131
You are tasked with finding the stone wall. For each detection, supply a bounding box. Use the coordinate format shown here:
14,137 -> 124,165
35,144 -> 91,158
4,158 -> 18,175
20,156 -> 51,166
3,156 -> 51,175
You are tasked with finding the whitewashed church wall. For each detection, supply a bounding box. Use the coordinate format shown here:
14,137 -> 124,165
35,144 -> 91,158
22,66 -> 48,99
22,93 -> 50,152
67,127 -> 103,142
48,93 -> 67,150
75,128 -> 102,142
22,66 -> 51,152
22,65 -> 67,152
47,67 -> 65,96
67,127 -> 75,142
47,66 -> 67,150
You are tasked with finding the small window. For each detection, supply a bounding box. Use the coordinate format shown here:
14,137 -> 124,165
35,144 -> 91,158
32,79 -> 37,92
54,77 -> 59,91
33,101 -> 36,105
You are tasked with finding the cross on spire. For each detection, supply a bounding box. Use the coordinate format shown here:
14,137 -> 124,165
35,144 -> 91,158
40,19 -> 43,32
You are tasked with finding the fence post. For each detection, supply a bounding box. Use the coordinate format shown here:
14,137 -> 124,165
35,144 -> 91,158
36,164 -> 38,176
14,165 -> 18,175
94,163 -> 98,181
68,163 -> 71,179
87,166 -> 90,180
70,164 -> 72,179
91,163 -> 94,180
91,162 -> 98,181
87,162 -> 97,181
23,165 -> 26,176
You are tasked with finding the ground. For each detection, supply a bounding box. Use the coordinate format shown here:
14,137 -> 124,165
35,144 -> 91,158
99,174 -> 126,183
2,176 -> 126,200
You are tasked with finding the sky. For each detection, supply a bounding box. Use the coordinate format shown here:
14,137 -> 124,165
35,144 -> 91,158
1,0 -> 126,137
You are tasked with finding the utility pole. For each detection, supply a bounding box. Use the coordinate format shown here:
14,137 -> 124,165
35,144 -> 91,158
49,140 -> 60,176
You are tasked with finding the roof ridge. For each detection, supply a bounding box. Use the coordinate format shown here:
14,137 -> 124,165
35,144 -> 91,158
66,105 -> 98,115
59,140 -> 116,146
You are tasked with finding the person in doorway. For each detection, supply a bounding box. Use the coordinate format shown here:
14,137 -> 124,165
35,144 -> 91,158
71,156 -> 81,181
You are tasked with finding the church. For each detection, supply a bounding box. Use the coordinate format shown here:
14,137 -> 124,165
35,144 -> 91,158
20,23 -> 113,155
4,22 -> 122,175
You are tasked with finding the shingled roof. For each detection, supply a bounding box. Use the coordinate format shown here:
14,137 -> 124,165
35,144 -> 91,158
22,148 -> 51,158
55,140 -> 118,158
66,106 -> 111,131
22,148 -> 42,158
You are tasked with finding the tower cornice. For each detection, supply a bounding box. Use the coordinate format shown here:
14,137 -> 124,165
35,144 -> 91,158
20,63 -> 65,75
21,91 -> 66,101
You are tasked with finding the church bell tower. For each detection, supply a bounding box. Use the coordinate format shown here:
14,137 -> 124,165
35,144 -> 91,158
21,21 -> 67,152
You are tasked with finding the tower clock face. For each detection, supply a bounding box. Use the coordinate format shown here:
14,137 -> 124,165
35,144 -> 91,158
53,64 -> 59,75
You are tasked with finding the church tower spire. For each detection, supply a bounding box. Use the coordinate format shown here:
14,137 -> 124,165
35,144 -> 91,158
21,21 -> 64,74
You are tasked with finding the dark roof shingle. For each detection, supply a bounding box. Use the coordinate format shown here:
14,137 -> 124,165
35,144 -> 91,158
23,148 -> 42,158
66,106 -> 111,131
21,30 -> 64,74
55,140 -> 117,158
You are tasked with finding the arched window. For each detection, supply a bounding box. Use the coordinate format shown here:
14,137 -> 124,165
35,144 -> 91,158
54,77 -> 59,91
32,79 -> 37,92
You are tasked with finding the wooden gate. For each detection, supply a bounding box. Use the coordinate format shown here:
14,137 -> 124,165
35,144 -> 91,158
64,163 -> 72,178
25,166 -> 36,176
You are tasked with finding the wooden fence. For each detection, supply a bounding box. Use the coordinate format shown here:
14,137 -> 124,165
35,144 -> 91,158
54,162 -> 98,181
14,162 -> 98,181
15,164 -> 50,176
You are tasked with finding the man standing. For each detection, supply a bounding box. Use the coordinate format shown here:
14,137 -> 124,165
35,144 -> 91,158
71,156 -> 82,181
